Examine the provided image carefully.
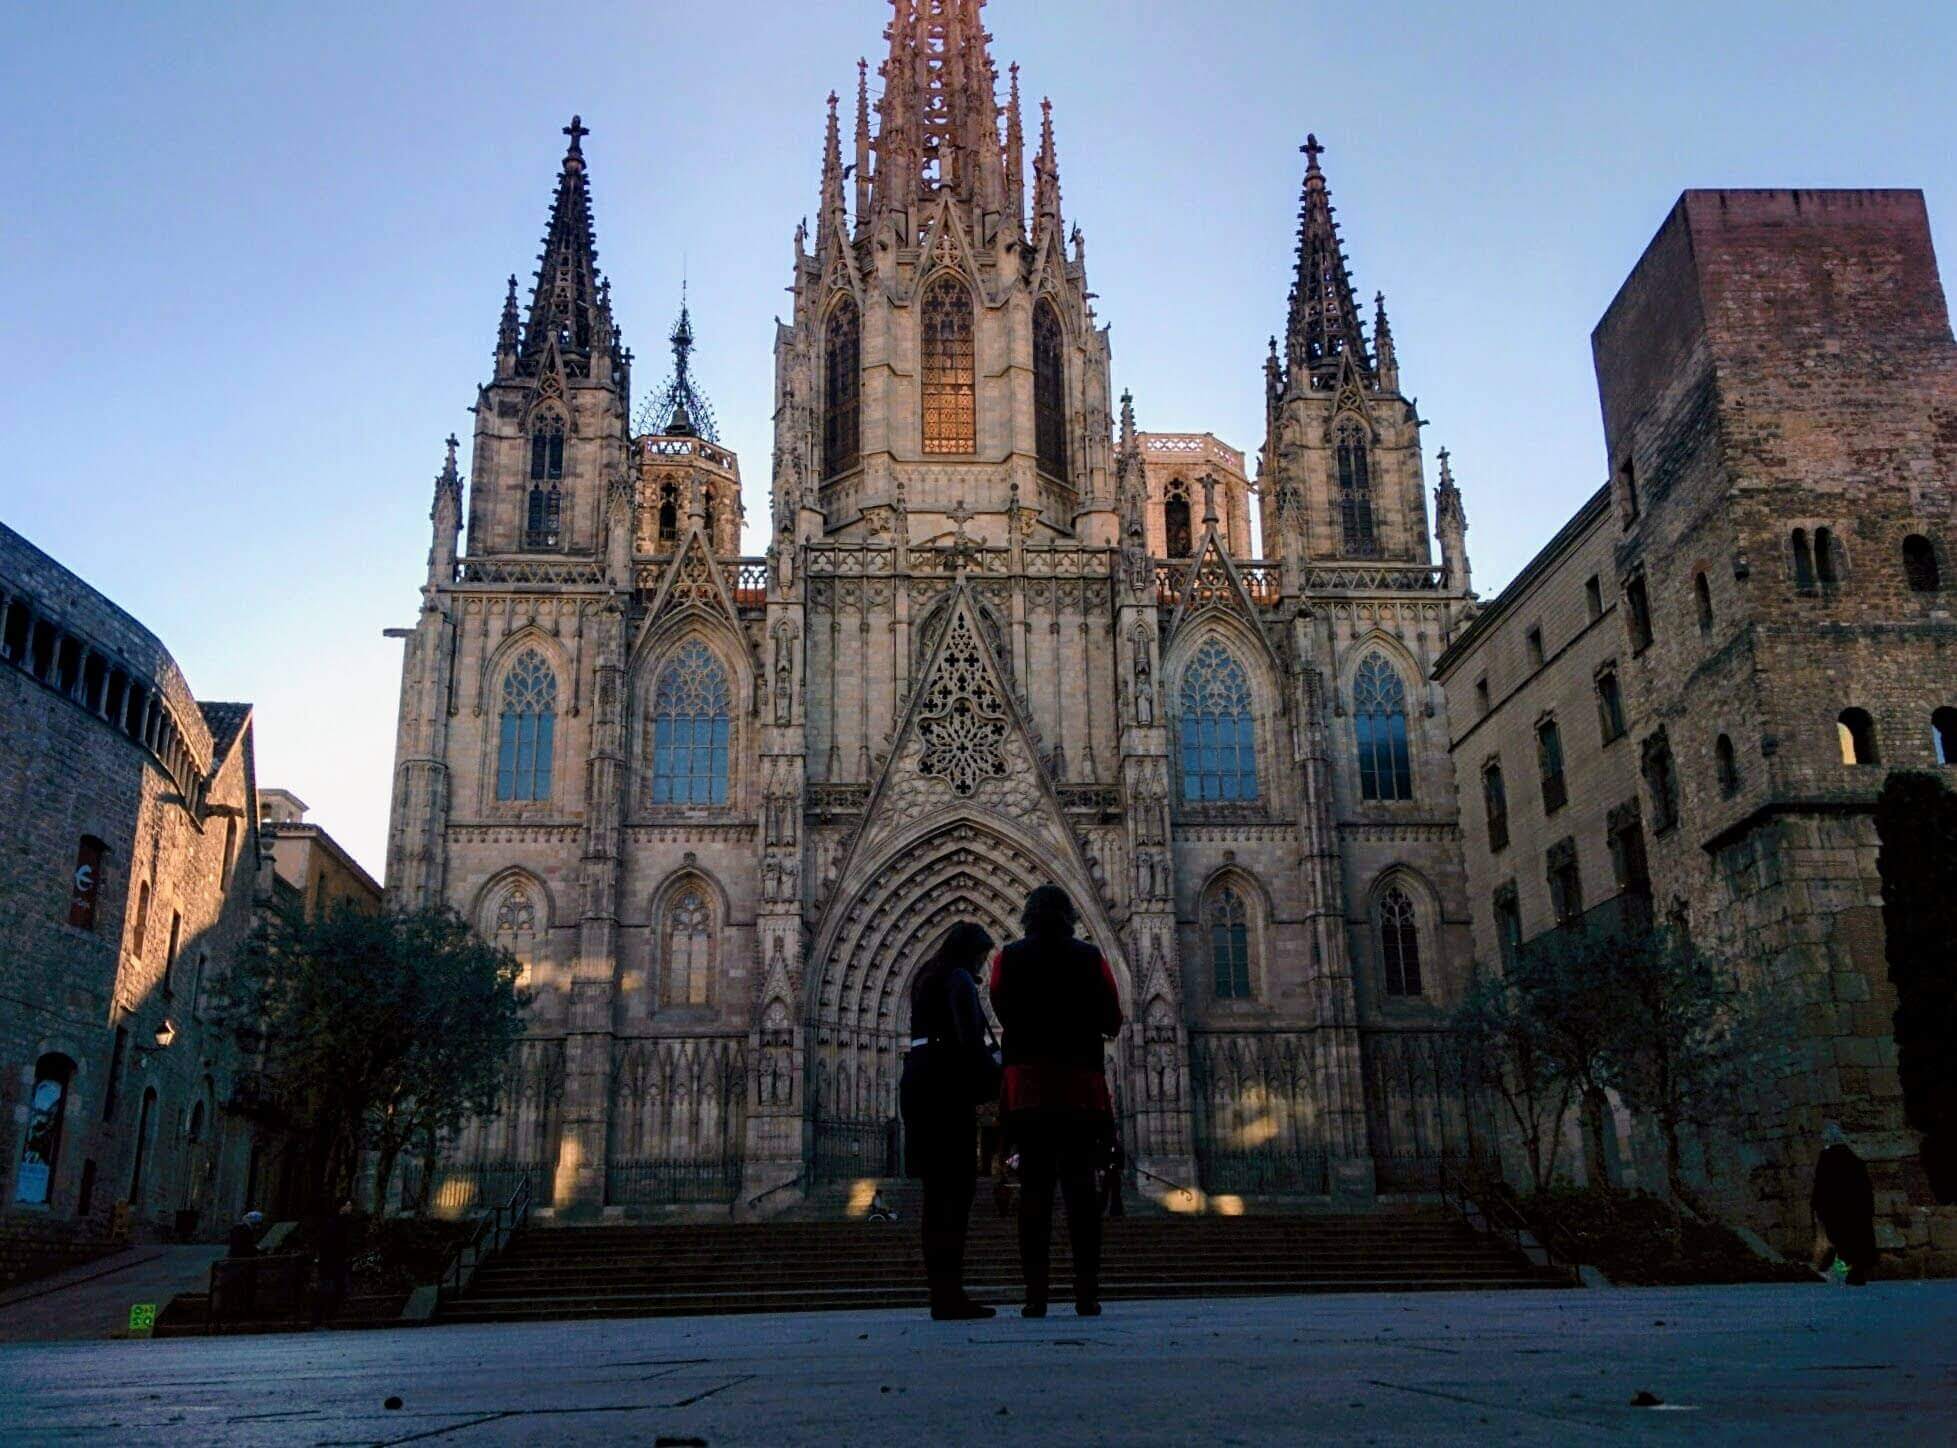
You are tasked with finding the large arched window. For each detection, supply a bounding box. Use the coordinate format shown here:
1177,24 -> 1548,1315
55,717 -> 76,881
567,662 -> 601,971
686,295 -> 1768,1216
529,413 -> 565,482
1354,653 -> 1413,801
1033,299 -> 1068,483
1335,420 -> 1376,556
1205,884 -> 1254,1000
1904,534 -> 1941,593
495,650 -> 558,802
664,884 -> 716,1006
14,1054 -> 74,1205
1178,639 -> 1258,803
524,482 -> 562,550
1163,481 -> 1193,559
1378,887 -> 1423,997
651,641 -> 731,806
823,297 -> 860,480
1838,707 -> 1878,766
920,274 -> 975,454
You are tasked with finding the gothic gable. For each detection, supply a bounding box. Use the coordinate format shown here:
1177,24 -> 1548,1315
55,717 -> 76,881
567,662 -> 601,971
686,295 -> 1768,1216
639,527 -> 742,634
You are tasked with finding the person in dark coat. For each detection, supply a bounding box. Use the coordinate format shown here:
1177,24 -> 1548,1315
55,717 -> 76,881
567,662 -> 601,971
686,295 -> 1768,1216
1811,1122 -> 1877,1286
990,885 -> 1123,1317
900,921 -> 999,1320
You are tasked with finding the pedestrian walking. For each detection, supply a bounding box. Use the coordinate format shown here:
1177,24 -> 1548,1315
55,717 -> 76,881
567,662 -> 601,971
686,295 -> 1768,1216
990,884 -> 1123,1317
1811,1122 -> 1877,1286
899,920 -> 1001,1320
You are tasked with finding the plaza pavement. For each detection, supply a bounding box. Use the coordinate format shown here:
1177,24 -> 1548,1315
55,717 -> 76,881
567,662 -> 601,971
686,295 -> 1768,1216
0,1281 -> 1950,1445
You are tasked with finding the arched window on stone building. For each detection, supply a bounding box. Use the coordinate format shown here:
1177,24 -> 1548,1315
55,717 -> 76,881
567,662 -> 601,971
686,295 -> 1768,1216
1335,420 -> 1376,556
490,878 -> 543,987
1791,528 -> 1815,591
824,296 -> 861,480
1838,708 -> 1878,766
657,482 -> 679,547
651,641 -> 731,806
1933,707 -> 1957,766
663,884 -> 716,1007
529,413 -> 565,482
495,650 -> 558,802
1377,887 -> 1423,997
1163,481 -> 1193,559
1814,527 -> 1840,586
1715,733 -> 1740,798
1354,653 -> 1413,801
1694,571 -> 1714,634
524,481 -> 562,550
1204,883 -> 1254,1000
1904,534 -> 1941,593
13,1054 -> 74,1206
702,484 -> 718,544
1178,640 -> 1258,803
1033,299 -> 1068,483
920,275 -> 975,455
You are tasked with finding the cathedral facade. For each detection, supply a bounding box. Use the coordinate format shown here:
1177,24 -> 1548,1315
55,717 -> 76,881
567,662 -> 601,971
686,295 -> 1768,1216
385,0 -> 1478,1215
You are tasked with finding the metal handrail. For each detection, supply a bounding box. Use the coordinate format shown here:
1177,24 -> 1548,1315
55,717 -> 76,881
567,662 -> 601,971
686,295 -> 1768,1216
1437,1160 -> 1581,1283
744,1171 -> 806,1213
1134,1164 -> 1203,1208
437,1172 -> 531,1303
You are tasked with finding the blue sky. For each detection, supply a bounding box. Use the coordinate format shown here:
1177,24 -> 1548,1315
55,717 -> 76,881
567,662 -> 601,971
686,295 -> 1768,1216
3,1 -> 1953,875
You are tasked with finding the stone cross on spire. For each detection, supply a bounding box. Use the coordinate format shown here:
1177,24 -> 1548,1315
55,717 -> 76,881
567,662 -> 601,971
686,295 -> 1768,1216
563,114 -> 589,152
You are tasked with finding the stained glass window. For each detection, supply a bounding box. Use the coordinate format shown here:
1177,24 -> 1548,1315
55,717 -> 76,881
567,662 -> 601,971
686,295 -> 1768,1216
1379,887 -> 1422,996
1354,653 -> 1413,801
824,298 -> 860,479
495,650 -> 557,802
1179,640 -> 1258,803
921,275 -> 975,454
1336,421 -> 1376,556
1207,886 -> 1253,999
1033,300 -> 1068,482
667,887 -> 714,1006
651,640 -> 731,806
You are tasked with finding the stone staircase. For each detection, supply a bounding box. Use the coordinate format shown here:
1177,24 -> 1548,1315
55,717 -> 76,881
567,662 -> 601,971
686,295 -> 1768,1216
440,1197 -> 1571,1324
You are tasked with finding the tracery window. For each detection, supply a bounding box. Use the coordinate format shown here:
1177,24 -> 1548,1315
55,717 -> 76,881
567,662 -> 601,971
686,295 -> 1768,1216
1354,653 -> 1413,801
14,1054 -> 74,1206
824,297 -> 861,480
495,650 -> 558,802
650,641 -> 731,806
1163,483 -> 1193,559
1378,887 -> 1423,996
1178,640 -> 1258,803
529,414 -> 565,481
524,483 -> 562,550
1336,421 -> 1376,556
665,886 -> 715,1006
1206,884 -> 1253,1000
920,275 -> 975,454
1033,299 -> 1068,483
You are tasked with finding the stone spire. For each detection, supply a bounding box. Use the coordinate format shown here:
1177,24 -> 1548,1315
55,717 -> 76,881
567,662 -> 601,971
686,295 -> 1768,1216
1373,290 -> 1399,393
520,116 -> 609,378
495,274 -> 521,377
639,284 -> 719,442
1285,134 -> 1372,389
1434,447 -> 1471,595
1004,62 -> 1026,235
871,0 -> 1003,217
820,90 -> 846,224
1117,388 -> 1145,538
1032,96 -> 1064,243
428,434 -> 463,586
853,58 -> 873,225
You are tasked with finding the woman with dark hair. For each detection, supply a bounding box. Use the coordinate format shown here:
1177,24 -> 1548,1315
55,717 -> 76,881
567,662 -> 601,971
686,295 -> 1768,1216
900,920 -> 999,1320
990,884 -> 1123,1317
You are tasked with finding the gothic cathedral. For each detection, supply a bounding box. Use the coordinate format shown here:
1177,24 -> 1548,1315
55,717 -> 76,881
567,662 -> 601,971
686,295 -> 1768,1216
386,0 -> 1479,1214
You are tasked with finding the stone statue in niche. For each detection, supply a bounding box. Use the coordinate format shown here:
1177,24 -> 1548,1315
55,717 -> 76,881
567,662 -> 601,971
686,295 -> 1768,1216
773,628 -> 795,725
1131,630 -> 1154,725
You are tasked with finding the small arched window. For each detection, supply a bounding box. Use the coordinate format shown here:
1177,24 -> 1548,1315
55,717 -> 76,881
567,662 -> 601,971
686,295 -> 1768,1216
1354,653 -> 1413,801
1178,639 -> 1258,803
1792,528 -> 1815,590
1206,884 -> 1253,1000
524,483 -> 562,549
1694,571 -> 1713,634
651,640 -> 732,806
823,297 -> 861,480
495,650 -> 558,802
14,1054 -> 75,1206
1715,733 -> 1740,798
702,485 -> 718,544
1163,483 -> 1193,559
1838,708 -> 1878,766
1933,707 -> 1957,766
665,885 -> 716,1006
657,483 -> 679,546
529,413 -> 565,482
1033,299 -> 1068,483
185,1098 -> 205,1144
132,879 -> 151,958
1814,527 -> 1840,586
1904,534 -> 1941,593
1378,887 -> 1423,997
1335,421 -> 1376,556
920,275 -> 975,455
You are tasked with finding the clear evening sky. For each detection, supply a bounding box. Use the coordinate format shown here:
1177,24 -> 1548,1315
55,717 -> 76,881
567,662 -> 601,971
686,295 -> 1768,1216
4,2 -> 1952,876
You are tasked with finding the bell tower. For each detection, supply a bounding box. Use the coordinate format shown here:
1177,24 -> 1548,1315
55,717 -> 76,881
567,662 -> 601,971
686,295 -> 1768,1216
1262,137 -> 1439,575
773,0 -> 1116,550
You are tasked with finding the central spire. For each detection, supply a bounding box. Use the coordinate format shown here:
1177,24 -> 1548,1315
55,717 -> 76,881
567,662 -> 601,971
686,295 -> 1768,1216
872,0 -> 1003,214
1286,134 -> 1373,389
519,115 -> 609,378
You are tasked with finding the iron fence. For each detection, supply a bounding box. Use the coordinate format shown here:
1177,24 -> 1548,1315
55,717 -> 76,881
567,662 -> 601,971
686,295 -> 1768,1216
1195,1145 -> 1330,1196
813,1119 -> 900,1182
605,1158 -> 743,1205
424,1160 -> 554,1215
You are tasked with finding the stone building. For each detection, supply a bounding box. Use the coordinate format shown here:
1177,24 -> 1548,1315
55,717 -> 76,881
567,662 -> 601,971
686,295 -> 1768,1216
258,789 -> 383,919
0,523 -> 264,1285
1435,189 -> 1957,1261
384,1 -> 1477,1216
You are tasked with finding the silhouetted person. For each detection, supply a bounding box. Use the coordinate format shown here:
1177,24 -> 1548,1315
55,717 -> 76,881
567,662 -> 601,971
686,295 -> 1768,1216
1812,1122 -> 1877,1286
313,1200 -> 355,1326
990,885 -> 1122,1317
226,1210 -> 263,1259
900,921 -> 999,1320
